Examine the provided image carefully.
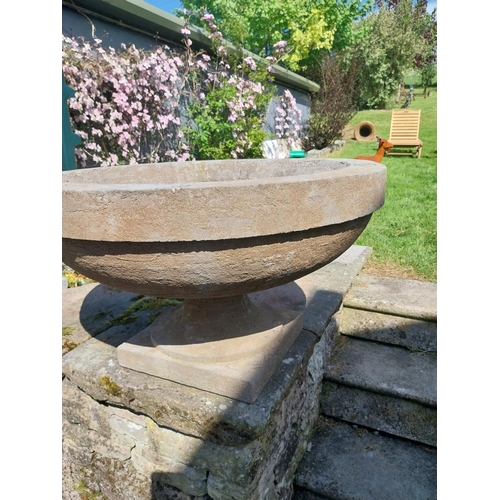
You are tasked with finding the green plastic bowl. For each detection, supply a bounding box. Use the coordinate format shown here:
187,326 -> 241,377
290,150 -> 306,158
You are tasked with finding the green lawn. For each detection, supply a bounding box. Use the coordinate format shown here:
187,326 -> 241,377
328,87 -> 437,282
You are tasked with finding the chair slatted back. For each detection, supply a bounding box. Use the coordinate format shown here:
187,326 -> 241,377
389,110 -> 421,142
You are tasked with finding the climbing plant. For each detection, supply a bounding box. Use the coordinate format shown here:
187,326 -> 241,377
181,12 -> 275,160
62,14 -> 303,167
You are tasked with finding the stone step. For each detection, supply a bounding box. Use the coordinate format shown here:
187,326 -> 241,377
344,274 -> 437,321
321,381 -> 436,447
293,417 -> 437,500
325,336 -> 436,406
322,336 -> 436,445
339,307 -> 437,352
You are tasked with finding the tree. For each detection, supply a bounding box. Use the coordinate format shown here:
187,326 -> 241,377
373,0 -> 437,95
412,1 -> 437,94
338,0 -> 432,109
178,0 -> 373,71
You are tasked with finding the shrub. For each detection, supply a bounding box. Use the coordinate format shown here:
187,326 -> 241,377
300,54 -> 360,150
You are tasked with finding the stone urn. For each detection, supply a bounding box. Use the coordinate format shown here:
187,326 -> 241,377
63,158 -> 385,402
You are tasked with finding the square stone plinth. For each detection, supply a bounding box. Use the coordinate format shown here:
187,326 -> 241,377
116,300 -> 303,403
62,246 -> 371,500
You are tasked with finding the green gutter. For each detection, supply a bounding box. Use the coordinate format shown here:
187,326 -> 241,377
63,0 -> 320,93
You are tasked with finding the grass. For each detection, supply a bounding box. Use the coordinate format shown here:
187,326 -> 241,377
328,86 -> 437,282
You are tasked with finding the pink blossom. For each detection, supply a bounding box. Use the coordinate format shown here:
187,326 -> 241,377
243,57 -> 256,71
273,41 -> 287,50
178,151 -> 191,162
62,25 -> 276,166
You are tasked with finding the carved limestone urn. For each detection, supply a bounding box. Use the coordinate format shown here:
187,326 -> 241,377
63,158 -> 385,402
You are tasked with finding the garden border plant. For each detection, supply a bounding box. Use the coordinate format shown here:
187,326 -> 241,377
62,11 -> 303,167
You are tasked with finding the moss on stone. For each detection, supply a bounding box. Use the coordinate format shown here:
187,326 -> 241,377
63,339 -> 78,352
108,297 -> 182,326
91,311 -> 108,321
62,326 -> 78,352
99,376 -> 122,397
62,326 -> 75,336
75,479 -> 104,500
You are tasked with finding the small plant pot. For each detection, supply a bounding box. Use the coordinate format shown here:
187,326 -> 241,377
354,121 -> 376,142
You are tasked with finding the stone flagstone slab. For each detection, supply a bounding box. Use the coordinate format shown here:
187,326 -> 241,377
344,274 -> 437,321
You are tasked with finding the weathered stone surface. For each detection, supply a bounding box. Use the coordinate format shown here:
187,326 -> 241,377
62,322 -> 333,499
325,336 -> 436,406
339,306 -> 437,351
321,382 -> 437,446
63,378 -> 136,462
62,160 -> 384,298
294,418 -> 437,500
63,451 -> 152,500
63,282 -> 139,335
62,247 -> 372,499
63,160 -> 385,242
62,282 -> 156,353
344,274 -> 437,321
293,485 -> 330,499
63,323 -> 317,443
117,297 -> 304,403
63,216 -> 372,299
131,446 -> 208,496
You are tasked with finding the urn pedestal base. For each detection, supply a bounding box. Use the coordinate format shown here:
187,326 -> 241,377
117,295 -> 303,403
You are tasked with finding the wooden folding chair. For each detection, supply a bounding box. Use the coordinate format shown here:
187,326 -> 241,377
386,109 -> 423,158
